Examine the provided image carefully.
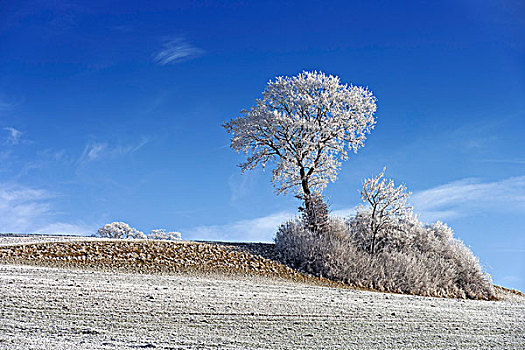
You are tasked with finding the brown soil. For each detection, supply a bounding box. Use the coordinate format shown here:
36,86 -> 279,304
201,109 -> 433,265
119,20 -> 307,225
0,239 -> 351,289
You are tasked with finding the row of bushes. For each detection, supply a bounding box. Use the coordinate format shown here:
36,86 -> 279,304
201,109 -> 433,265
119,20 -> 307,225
97,222 -> 181,241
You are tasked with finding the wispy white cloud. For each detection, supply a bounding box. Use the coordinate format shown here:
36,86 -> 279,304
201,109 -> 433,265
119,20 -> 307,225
78,138 -> 149,165
0,184 -> 52,233
185,211 -> 296,243
34,222 -> 94,236
153,38 -> 204,65
411,176 -> 525,221
0,183 -> 94,235
228,173 -> 256,202
326,176 -> 525,223
83,142 -> 107,161
11,149 -> 71,178
4,127 -> 22,145
0,185 -> 50,205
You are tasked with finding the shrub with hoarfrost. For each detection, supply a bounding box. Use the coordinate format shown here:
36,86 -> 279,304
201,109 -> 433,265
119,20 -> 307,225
276,215 -> 494,299
346,214 -> 494,299
97,222 -> 146,239
274,170 -> 495,300
148,229 -> 182,241
300,193 -> 330,235
275,217 -> 351,279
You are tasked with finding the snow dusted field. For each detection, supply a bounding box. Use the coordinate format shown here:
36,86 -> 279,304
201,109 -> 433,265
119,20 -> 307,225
1,263 -> 524,349
0,234 -> 97,247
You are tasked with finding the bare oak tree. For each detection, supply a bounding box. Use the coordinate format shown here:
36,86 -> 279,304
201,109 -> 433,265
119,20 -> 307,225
223,71 -> 377,212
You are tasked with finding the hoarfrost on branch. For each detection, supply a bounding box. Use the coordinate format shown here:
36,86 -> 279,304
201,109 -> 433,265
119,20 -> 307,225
97,222 -> 146,239
223,71 -> 377,197
359,167 -> 413,254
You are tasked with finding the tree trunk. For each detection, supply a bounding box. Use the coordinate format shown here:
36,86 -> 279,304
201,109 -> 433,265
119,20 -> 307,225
371,230 -> 377,255
300,167 -> 311,210
298,167 -> 328,234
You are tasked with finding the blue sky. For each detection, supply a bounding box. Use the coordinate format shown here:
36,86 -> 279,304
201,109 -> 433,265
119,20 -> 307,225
0,0 -> 524,290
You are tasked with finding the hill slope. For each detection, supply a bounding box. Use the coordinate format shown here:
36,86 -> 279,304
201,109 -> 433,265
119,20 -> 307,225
1,235 -> 524,349
0,237 -> 348,289
0,263 -> 524,349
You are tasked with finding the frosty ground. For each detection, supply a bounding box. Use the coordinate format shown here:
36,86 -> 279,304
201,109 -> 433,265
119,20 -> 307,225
1,264 -> 524,349
0,235 -> 524,349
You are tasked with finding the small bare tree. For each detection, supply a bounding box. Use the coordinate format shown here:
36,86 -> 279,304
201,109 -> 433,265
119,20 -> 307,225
360,168 -> 412,254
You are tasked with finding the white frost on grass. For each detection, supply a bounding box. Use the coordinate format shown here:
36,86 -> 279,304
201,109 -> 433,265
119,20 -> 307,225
0,234 -> 95,247
0,264 -> 523,349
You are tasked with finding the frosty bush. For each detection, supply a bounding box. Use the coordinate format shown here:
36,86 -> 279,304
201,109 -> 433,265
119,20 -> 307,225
97,223 -> 183,241
346,214 -> 495,299
275,217 -> 350,278
148,229 -> 182,241
300,193 -> 330,235
274,170 -> 495,300
276,216 -> 494,299
97,222 -> 147,239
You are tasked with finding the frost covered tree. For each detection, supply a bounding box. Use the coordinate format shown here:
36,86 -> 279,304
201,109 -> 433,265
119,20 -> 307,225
148,229 -> 182,241
97,222 -> 146,239
360,168 -> 412,254
223,71 -> 377,213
